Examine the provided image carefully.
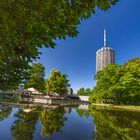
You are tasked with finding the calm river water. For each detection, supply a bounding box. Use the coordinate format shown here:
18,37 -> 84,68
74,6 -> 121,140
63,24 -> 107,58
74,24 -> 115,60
0,104 -> 140,140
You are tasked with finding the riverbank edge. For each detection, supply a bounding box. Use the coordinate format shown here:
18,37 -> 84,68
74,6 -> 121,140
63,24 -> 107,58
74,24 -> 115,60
91,103 -> 140,112
0,100 -> 83,108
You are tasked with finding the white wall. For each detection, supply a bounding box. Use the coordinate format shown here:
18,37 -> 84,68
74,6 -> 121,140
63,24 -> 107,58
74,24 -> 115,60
79,96 -> 89,102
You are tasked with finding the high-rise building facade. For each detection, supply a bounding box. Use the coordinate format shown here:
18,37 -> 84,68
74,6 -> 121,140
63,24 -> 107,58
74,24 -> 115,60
96,30 -> 115,72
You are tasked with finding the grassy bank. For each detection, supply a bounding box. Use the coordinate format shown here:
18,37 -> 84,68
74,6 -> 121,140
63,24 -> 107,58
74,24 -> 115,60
91,103 -> 140,112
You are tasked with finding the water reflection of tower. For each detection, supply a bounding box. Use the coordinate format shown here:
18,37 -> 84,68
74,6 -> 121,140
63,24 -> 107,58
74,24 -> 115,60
96,30 -> 115,72
64,107 -> 72,114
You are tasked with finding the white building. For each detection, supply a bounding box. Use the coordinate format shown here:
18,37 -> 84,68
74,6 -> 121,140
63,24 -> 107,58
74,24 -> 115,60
96,29 -> 115,72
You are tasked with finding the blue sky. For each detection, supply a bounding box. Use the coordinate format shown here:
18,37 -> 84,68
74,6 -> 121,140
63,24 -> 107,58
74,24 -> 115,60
37,0 -> 140,92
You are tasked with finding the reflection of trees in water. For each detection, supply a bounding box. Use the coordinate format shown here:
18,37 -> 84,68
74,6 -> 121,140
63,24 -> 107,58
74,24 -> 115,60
11,110 -> 39,140
76,108 -> 91,118
40,107 -> 67,137
0,105 -> 12,121
90,106 -> 140,140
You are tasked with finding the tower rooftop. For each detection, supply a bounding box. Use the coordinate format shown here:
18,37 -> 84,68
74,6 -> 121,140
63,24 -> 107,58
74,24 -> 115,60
96,47 -> 114,54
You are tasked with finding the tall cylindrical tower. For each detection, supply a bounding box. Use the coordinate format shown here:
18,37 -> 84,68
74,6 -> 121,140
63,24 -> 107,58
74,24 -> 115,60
96,30 -> 115,72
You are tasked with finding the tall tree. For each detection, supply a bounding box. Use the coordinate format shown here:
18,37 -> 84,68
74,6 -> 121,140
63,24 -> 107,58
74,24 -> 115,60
46,69 -> 69,96
25,63 -> 45,92
77,88 -> 92,96
77,88 -> 85,96
0,0 -> 118,90
85,88 -> 92,96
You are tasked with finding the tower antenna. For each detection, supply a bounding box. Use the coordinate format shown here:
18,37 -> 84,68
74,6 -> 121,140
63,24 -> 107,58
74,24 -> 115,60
104,29 -> 106,47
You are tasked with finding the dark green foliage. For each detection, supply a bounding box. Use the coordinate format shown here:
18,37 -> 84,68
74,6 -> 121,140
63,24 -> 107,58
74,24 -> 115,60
0,93 -> 19,102
25,63 -> 45,92
77,88 -> 85,95
90,58 -> 140,105
0,58 -> 29,90
85,88 -> 92,96
77,88 -> 92,96
0,0 -> 118,90
46,69 -> 69,96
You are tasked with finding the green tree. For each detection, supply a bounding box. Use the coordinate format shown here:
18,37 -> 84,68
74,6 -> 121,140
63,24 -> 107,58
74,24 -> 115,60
77,88 -> 92,96
91,64 -> 121,103
77,88 -> 85,95
119,58 -> 140,104
25,63 -> 45,92
46,69 -> 69,96
0,0 -> 118,90
85,88 -> 92,96
90,58 -> 140,105
0,59 -> 29,90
